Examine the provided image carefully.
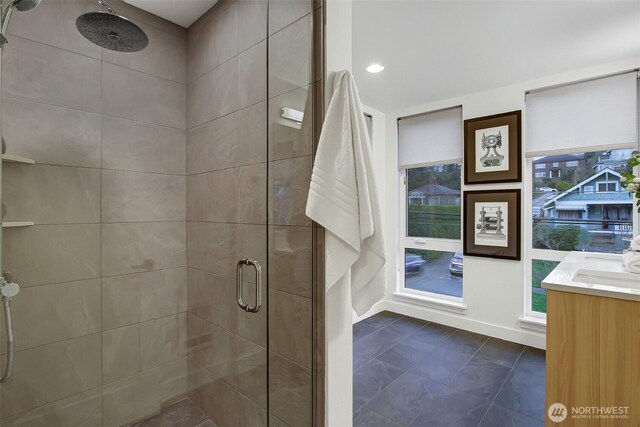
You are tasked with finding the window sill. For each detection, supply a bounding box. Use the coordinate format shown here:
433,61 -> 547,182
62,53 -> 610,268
518,315 -> 546,333
393,291 -> 467,314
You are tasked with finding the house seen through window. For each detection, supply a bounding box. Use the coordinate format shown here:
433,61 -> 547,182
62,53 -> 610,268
530,149 -> 634,313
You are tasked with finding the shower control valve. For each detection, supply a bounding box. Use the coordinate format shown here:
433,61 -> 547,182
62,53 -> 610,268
0,277 -> 20,299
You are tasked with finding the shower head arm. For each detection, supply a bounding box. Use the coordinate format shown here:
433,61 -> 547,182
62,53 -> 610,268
1,0 -> 19,36
93,0 -> 116,14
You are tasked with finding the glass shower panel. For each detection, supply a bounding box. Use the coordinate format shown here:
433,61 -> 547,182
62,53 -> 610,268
267,0 -> 317,425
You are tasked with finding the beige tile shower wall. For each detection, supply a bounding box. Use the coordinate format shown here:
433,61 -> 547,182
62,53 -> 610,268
0,1 -> 188,425
185,0 -> 316,426
185,1 -> 269,425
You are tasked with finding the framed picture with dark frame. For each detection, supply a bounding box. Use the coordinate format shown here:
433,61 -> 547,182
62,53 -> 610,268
463,189 -> 521,260
464,110 -> 521,184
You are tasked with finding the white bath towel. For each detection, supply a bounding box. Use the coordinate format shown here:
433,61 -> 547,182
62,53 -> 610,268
623,250 -> 640,274
630,235 -> 640,251
305,70 -> 386,315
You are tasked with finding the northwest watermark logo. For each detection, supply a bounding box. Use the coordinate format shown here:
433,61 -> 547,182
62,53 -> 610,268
548,403 -> 568,423
548,403 -> 630,422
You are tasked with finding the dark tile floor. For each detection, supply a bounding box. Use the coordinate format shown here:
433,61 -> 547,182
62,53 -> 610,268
127,398 -> 215,427
353,312 -> 546,427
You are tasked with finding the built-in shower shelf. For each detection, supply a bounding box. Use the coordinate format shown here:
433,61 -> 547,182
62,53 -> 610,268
2,154 -> 35,164
2,221 -> 35,228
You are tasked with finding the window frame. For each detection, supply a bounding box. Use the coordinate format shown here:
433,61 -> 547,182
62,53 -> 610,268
398,162 -> 464,304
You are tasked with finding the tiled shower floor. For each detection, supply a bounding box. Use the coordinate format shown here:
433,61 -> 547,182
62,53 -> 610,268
127,398 -> 215,427
353,311 -> 546,427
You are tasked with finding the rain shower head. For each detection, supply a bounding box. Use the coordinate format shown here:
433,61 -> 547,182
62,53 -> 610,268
76,11 -> 148,52
0,0 -> 42,40
12,0 -> 42,12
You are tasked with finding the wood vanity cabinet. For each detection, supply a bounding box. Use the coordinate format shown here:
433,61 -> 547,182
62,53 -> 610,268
545,289 -> 640,426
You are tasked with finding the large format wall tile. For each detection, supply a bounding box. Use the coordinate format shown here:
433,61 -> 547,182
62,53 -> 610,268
103,21 -> 187,83
1,279 -> 101,353
102,324 -> 140,384
238,40 -> 267,109
2,97 -> 101,168
268,14 -> 313,98
238,163 -> 267,224
102,358 -> 188,427
102,267 -> 187,330
102,170 -> 186,222
268,0 -> 313,35
102,117 -> 186,175
187,222 -> 236,278
237,102 -> 267,167
102,222 -> 186,277
187,169 -> 238,223
0,387 -> 102,427
187,112 -> 237,174
102,62 -> 186,129
187,58 -> 238,128
268,85 -> 312,160
139,313 -> 187,371
0,334 -> 101,419
187,313 -> 266,408
269,156 -> 313,226
2,36 -> 101,113
3,224 -> 100,287
187,269 -> 267,347
6,0 -> 100,58
269,352 -> 312,426
238,0 -> 268,53
269,289 -> 312,368
269,226 -> 312,298
3,164 -> 100,225
189,376 -> 266,427
187,0 -> 237,83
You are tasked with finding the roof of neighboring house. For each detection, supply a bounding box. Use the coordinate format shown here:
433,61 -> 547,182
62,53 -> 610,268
533,153 -> 587,164
543,168 -> 632,208
409,183 -> 461,196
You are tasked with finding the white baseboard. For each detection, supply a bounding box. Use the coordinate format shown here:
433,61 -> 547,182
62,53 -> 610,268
366,299 -> 546,350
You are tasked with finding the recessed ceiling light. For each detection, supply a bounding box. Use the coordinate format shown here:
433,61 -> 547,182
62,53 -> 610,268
366,64 -> 384,74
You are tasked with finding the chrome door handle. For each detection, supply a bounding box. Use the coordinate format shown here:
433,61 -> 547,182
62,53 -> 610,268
236,258 -> 262,313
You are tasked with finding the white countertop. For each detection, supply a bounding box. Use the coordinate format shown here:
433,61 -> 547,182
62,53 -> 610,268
542,251 -> 640,302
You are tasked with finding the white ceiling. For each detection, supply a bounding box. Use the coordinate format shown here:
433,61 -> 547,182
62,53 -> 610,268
353,1 -> 640,112
124,0 -> 218,27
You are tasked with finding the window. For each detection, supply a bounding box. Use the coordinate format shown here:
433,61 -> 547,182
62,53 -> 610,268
597,181 -> 617,192
404,250 -> 462,298
526,72 -> 638,317
535,172 -> 546,178
552,162 -> 559,167
534,163 -> 546,169
407,165 -> 461,239
399,106 -> 463,301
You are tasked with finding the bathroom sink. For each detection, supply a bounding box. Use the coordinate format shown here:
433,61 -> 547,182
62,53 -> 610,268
572,269 -> 640,291
542,251 -> 640,302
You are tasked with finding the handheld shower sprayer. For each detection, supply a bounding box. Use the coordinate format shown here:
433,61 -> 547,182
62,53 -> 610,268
0,274 -> 20,383
0,0 -> 42,45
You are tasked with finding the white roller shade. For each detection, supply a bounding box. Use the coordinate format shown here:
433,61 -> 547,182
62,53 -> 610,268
398,106 -> 462,168
525,72 -> 638,157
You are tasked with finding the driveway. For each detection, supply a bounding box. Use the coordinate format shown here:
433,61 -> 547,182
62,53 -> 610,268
405,253 -> 462,297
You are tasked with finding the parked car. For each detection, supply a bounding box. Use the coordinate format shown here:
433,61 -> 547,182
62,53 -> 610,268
539,187 -> 558,193
405,253 -> 426,274
449,252 -> 463,276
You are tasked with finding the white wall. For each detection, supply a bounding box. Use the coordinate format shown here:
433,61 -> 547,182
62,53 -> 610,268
324,1 -> 353,426
380,58 -> 640,350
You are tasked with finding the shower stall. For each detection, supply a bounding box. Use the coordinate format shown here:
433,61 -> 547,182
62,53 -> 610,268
0,0 -> 323,425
